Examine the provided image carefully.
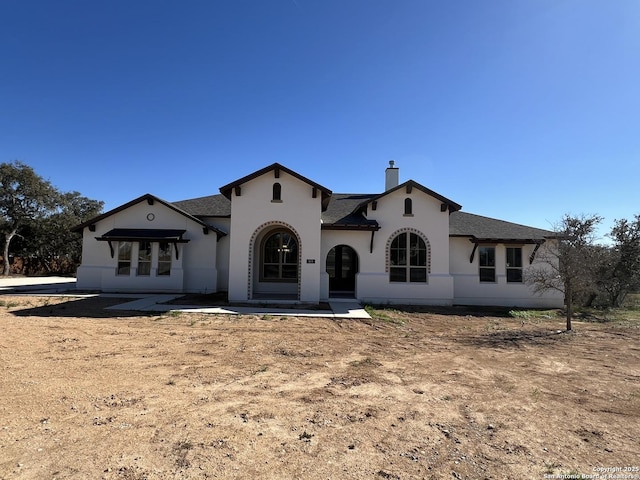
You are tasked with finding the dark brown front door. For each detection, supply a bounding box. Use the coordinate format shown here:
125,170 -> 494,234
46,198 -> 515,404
327,245 -> 358,297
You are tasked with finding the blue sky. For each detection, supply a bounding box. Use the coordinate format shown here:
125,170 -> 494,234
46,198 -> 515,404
1,0 -> 638,238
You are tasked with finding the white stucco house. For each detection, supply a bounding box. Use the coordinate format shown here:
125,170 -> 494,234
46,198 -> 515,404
72,162 -> 563,307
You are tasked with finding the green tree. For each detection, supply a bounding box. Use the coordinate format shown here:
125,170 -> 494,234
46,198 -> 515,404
594,215 -> 640,307
0,161 -> 103,275
26,192 -> 104,274
0,161 -> 57,275
526,214 -> 603,331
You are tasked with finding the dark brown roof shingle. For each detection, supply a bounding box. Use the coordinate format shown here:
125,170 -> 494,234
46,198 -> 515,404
449,211 -> 553,241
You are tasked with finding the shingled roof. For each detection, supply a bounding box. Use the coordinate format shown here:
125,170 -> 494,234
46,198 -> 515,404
72,193 -> 227,238
172,194 -> 231,217
450,211 -> 554,242
321,194 -> 379,230
171,194 -> 550,240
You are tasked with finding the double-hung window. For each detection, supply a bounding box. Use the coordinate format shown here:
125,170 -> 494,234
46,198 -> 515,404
116,240 -> 172,277
506,247 -> 523,283
137,241 -> 152,276
157,242 -> 172,276
479,246 -> 496,282
117,242 -> 132,276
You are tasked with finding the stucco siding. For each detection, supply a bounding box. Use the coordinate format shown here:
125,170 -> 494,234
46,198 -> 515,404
321,188 -> 455,304
76,200 -> 218,293
449,237 -> 563,307
75,164 -> 561,308
226,170 -> 323,302
200,217 -> 231,292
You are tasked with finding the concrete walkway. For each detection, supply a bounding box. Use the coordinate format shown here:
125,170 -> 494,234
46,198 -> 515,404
0,276 -> 370,319
106,295 -> 371,319
0,276 -> 77,293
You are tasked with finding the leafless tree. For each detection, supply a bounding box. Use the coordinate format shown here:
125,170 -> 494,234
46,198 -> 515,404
526,214 -> 602,331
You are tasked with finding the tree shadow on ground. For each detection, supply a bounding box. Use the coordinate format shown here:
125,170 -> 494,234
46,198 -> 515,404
10,296 -> 159,319
375,304 -> 517,318
455,328 -> 572,350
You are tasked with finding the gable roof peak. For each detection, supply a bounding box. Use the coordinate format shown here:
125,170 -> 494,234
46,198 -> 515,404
70,193 -> 227,237
219,162 -> 333,210
364,179 -> 462,213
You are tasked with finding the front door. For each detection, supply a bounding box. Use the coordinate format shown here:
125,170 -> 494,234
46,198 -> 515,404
327,245 -> 358,297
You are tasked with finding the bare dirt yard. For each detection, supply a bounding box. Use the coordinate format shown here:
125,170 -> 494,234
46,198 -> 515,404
1,295 -> 639,480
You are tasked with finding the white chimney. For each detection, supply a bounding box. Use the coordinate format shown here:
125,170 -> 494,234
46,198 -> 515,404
385,160 -> 399,191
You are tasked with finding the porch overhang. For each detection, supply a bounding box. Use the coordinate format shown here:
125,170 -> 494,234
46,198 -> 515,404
466,237 -> 546,264
96,228 -> 190,259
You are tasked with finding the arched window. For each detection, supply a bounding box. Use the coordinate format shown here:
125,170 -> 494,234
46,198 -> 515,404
404,198 -> 413,215
272,183 -> 282,201
261,230 -> 298,281
389,232 -> 427,282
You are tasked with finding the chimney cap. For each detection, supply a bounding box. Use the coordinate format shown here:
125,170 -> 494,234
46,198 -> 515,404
388,160 -> 396,168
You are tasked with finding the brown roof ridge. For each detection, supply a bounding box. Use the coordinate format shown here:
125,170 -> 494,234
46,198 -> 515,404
357,180 -> 462,213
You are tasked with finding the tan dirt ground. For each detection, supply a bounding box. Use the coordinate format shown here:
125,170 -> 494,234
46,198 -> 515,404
0,295 -> 639,480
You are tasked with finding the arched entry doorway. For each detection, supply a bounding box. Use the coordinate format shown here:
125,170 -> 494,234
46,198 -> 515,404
326,245 -> 358,298
252,226 -> 300,300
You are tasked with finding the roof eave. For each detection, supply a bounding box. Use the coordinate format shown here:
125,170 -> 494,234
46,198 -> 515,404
321,224 -> 380,231
219,163 -> 333,201
71,193 -> 228,238
355,180 -> 462,213
463,236 -> 548,244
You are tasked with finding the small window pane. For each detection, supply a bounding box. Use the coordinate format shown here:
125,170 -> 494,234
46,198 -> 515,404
507,269 -> 523,283
390,233 -> 407,266
137,263 -> 151,276
158,242 -> 172,261
158,242 -> 172,276
282,265 -> 297,279
117,263 -> 130,276
157,262 -> 171,276
506,247 -> 522,268
118,242 -> 132,260
138,241 -> 151,261
117,242 -> 132,276
263,265 -> 279,279
137,241 -> 151,276
326,248 -> 336,278
390,267 -> 406,282
281,233 -> 297,264
264,234 -> 280,263
479,267 -> 495,282
410,268 -> 427,282
409,234 -> 426,266
479,247 -> 495,267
